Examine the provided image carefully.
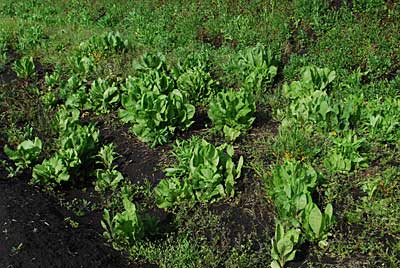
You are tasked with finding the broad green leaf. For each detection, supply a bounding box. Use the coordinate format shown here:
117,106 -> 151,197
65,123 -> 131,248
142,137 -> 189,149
271,261 -> 281,268
277,236 -> 294,256
309,205 -> 323,237
324,203 -> 333,222
236,156 -> 244,179
295,193 -> 308,212
319,100 -> 330,118
286,248 -> 297,262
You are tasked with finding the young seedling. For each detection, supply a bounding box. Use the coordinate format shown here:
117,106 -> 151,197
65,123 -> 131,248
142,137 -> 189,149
95,144 -> 124,192
4,137 -> 42,176
12,56 -> 35,79
101,198 -> 144,245
301,202 -> 334,248
89,78 -> 119,114
270,222 -> 301,268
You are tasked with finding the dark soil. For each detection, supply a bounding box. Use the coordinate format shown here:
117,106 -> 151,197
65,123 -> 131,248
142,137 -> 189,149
196,27 -> 225,48
210,173 -> 275,249
0,127 -> 157,268
330,0 -> 353,10
96,118 -> 167,187
0,178 -> 140,268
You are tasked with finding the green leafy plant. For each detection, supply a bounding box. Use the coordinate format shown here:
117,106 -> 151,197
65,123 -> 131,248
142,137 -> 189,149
281,66 -> 363,133
208,88 -> 256,142
155,138 -> 243,208
32,154 -> 70,185
54,109 -> 100,169
60,75 -> 83,97
54,74 -> 90,110
270,160 -> 319,222
102,197 -> 144,245
270,222 -> 301,268
283,66 -> 336,101
237,43 -> 278,94
58,76 -> 89,109
57,124 -> 99,169
101,31 -> 129,51
119,74 -> 195,147
16,25 -> 45,50
174,51 -> 210,73
281,66 -> 336,132
58,112 -> 99,156
188,141 -> 243,202
44,65 -> 62,89
335,94 -> 363,130
41,68 -> 61,107
300,66 -> 336,92
96,169 -> 124,192
286,90 -> 335,128
286,91 -> 362,133
363,96 -> 400,142
173,52 -> 217,105
154,177 -> 190,209
41,91 -> 58,108
4,137 -> 42,176
32,108 -> 99,186
282,66 -> 336,100
359,176 -> 386,201
301,202 -> 334,248
324,131 -> 367,174
96,143 -> 118,170
132,52 -> 168,73
55,107 -> 81,134
79,31 -> 129,54
65,88 -> 88,109
12,56 -> 35,79
176,67 -> 216,105
119,53 -> 211,147
95,144 -> 124,192
32,124 -> 99,186
88,78 -> 119,114
68,55 -> 95,77
164,137 -> 200,179
268,159 -> 335,266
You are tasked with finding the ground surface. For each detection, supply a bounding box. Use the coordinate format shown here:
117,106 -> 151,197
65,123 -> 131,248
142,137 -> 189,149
0,179 -> 136,268
0,133 -> 143,268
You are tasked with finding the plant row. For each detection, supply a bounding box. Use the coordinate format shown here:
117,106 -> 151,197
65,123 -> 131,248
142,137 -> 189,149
11,35 -> 282,147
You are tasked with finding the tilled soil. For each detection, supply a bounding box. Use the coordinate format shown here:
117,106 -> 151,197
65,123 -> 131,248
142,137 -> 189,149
0,177 -> 141,268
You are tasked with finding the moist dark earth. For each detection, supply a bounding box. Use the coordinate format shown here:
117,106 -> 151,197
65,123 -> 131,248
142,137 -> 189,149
0,131 -> 143,268
0,120 -> 159,268
0,178 -> 138,268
